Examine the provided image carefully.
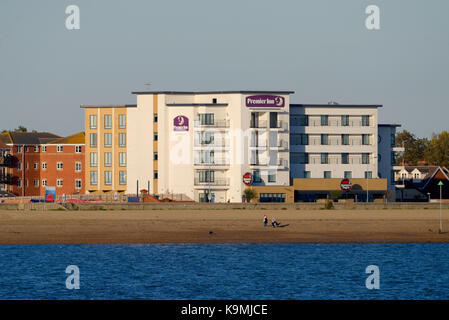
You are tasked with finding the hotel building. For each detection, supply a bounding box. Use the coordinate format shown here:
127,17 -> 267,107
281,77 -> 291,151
81,90 -> 400,202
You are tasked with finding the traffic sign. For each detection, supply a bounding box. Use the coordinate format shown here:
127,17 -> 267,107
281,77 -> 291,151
340,178 -> 352,192
243,172 -> 252,186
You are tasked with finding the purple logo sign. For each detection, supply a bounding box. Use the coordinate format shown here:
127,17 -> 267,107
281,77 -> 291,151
246,95 -> 285,108
173,115 -> 189,131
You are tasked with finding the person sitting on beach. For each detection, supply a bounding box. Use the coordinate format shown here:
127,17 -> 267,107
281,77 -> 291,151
271,217 -> 280,228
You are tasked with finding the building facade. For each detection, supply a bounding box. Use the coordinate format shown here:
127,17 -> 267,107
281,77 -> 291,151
82,105 -> 133,194
0,131 -> 85,196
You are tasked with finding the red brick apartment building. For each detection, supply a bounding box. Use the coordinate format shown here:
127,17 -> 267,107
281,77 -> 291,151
0,131 -> 85,197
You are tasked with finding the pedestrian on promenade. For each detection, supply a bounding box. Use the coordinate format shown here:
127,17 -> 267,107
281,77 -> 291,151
263,215 -> 268,227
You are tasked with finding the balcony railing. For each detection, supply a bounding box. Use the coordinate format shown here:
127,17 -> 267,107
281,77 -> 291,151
194,178 -> 230,186
194,120 -> 230,128
250,120 -> 267,129
194,139 -> 229,148
194,159 -> 230,166
250,159 -> 269,166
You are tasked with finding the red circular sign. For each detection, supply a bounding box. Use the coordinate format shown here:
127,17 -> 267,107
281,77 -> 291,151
340,178 -> 352,192
243,172 -> 252,186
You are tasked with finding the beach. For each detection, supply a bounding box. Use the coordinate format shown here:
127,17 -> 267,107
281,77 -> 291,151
0,208 -> 448,244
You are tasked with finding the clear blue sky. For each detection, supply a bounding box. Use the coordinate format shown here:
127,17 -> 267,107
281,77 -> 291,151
1,0 -> 448,138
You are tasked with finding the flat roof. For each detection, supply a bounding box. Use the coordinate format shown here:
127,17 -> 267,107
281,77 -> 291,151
291,103 -> 382,108
80,104 -> 137,108
131,90 -> 295,95
379,123 -> 401,127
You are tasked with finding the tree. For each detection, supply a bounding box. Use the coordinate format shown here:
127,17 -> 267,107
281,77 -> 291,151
15,126 -> 27,132
395,130 -> 428,165
243,187 -> 257,203
425,131 -> 449,168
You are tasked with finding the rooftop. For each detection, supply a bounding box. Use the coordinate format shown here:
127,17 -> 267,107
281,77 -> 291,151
131,90 -> 295,95
0,132 -> 61,145
46,132 -> 85,145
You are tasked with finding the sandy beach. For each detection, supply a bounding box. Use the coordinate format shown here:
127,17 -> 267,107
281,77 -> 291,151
0,209 -> 448,244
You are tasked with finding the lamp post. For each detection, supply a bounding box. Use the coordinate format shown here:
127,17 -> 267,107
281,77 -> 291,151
438,181 -> 443,233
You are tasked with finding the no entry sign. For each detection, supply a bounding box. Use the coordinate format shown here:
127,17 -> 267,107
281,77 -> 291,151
243,172 -> 252,186
340,178 -> 352,192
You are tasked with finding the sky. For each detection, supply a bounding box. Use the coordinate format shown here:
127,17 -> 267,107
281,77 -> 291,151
1,0 -> 448,138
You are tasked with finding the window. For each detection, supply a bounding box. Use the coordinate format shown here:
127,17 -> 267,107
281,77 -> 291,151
321,153 -> 329,164
42,162 -> 47,170
90,115 -> 97,129
365,171 -> 373,179
119,114 -> 126,129
34,162 -> 39,170
104,171 -> 112,185
104,133 -> 112,147
342,153 -> 349,164
34,146 -> 39,152
200,131 -> 214,145
34,179 -> 39,187
362,115 -> 370,126
299,153 -> 309,164
42,179 -> 47,187
26,162 -> 29,170
259,193 -> 285,203
90,171 -> 98,185
199,170 -> 214,183
198,150 -> 214,164
212,98 -> 217,104
75,179 -> 82,189
362,134 -> 370,145
153,152 -> 158,161
90,152 -> 98,167
154,171 -> 158,179
104,114 -> 112,129
321,134 -> 329,145
17,146 -> 22,153
268,171 -> 276,183
199,113 -> 214,125
304,171 -> 311,178
341,134 -> 349,145
154,133 -> 158,141
324,171 -> 332,178
153,114 -> 158,122
90,133 -> 97,147
362,153 -> 370,164
378,154 -> 382,162
291,134 -> 308,145
104,152 -> 112,167
344,171 -> 352,179
25,147 -> 29,152
119,152 -> 126,166
119,133 -> 126,147
17,179 -> 21,188
119,171 -> 126,185
17,161 -> 21,170
42,146 -> 47,152
57,145 -> 63,152
75,162 -> 82,172
299,115 -> 309,126
253,170 -> 261,183
57,162 -> 63,170
321,115 -> 329,126
75,145 -> 82,153
57,179 -> 63,187
269,112 -> 278,128
341,115 -> 349,126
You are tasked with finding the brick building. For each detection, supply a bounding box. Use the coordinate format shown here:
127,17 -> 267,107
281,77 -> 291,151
0,131 -> 85,196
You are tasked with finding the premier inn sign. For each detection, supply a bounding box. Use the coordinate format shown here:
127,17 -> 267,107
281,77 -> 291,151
245,95 -> 285,108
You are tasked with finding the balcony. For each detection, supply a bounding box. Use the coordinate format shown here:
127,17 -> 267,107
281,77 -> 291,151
249,159 -> 269,166
194,139 -> 229,148
194,178 -> 230,187
250,120 -> 267,129
269,120 -> 287,130
194,159 -> 230,167
194,120 -> 229,128
0,174 -> 16,185
0,155 -> 15,168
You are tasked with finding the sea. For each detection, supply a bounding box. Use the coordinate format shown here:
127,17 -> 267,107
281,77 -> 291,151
0,243 -> 448,300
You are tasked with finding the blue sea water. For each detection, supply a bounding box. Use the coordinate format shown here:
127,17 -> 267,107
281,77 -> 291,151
0,243 -> 448,300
